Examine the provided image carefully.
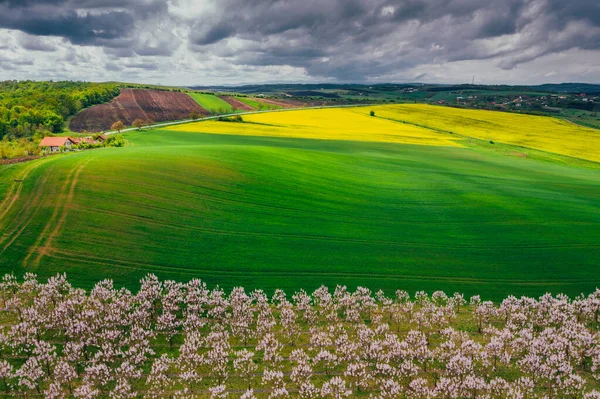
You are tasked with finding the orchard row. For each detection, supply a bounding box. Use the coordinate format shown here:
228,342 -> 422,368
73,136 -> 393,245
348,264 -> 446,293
0,273 -> 599,398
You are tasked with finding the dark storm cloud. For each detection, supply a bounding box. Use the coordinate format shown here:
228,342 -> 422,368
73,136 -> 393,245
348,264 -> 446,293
546,0 -> 600,27
186,0 -> 600,79
17,34 -> 57,52
1,0 -> 599,82
191,24 -> 236,46
0,8 -> 133,46
0,0 -> 168,49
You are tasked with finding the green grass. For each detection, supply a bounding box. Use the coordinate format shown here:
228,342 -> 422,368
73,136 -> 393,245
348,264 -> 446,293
561,108 -> 600,130
0,121 -> 599,300
188,92 -> 235,113
236,97 -> 282,110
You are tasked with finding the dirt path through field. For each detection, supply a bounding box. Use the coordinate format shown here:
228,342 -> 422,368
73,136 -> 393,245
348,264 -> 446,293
0,158 -> 53,222
23,157 -> 96,267
0,174 -> 50,254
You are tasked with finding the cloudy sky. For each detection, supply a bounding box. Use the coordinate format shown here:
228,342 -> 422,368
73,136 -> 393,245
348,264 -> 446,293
0,0 -> 599,86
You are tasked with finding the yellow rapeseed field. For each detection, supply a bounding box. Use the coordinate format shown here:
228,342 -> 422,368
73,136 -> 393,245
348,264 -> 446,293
369,104 -> 600,163
167,108 -> 462,147
168,105 -> 600,163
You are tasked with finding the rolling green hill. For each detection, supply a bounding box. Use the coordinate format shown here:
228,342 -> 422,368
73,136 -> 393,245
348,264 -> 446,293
0,107 -> 599,300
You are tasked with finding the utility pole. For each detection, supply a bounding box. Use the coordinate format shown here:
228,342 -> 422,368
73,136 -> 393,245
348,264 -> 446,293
472,76 -> 475,85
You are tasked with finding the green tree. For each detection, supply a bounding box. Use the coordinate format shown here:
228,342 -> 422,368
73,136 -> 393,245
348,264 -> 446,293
105,134 -> 126,147
0,121 -> 7,139
42,111 -> 63,132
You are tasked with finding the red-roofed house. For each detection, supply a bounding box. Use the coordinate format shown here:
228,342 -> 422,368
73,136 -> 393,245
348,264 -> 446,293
39,137 -> 75,153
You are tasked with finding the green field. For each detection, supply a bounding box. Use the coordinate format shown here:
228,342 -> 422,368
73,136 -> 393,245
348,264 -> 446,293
237,96 -> 282,110
0,107 -> 599,300
188,92 -> 235,113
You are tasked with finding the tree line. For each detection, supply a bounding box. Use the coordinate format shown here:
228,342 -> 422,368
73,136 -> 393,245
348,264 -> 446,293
0,81 -> 121,141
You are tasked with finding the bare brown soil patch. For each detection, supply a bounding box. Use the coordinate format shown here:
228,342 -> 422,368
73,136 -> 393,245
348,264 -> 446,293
69,89 -> 208,132
0,155 -> 40,165
253,98 -> 295,108
219,96 -> 255,111
254,98 -> 309,108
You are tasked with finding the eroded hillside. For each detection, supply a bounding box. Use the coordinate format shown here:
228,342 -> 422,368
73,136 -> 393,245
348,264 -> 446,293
69,89 -> 208,132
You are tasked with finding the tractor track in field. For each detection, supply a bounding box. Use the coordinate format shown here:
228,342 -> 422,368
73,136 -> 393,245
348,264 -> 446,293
44,249 -> 600,286
32,157 -> 96,266
22,157 -> 96,268
22,164 -> 80,267
0,158 -> 60,254
0,174 -> 50,254
0,158 -> 53,223
0,169 -> 47,237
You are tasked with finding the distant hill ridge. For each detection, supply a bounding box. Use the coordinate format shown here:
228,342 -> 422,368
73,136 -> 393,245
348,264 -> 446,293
190,82 -> 600,95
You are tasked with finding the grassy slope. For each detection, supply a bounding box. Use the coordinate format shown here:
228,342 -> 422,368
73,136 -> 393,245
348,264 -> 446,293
236,97 -> 282,110
1,110 -> 599,299
188,92 -> 235,113
560,108 -> 600,130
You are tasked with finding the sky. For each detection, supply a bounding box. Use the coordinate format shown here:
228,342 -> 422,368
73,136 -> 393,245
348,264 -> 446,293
0,0 -> 599,86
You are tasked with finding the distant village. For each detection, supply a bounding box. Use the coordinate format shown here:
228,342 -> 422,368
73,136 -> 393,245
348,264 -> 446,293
442,92 -> 599,114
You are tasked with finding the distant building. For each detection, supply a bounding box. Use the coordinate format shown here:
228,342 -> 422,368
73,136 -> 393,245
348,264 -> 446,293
39,137 -> 75,153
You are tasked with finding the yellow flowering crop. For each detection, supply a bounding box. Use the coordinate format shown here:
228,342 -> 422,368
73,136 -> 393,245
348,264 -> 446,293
167,105 -> 600,163
369,104 -> 600,163
167,108 -> 462,147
